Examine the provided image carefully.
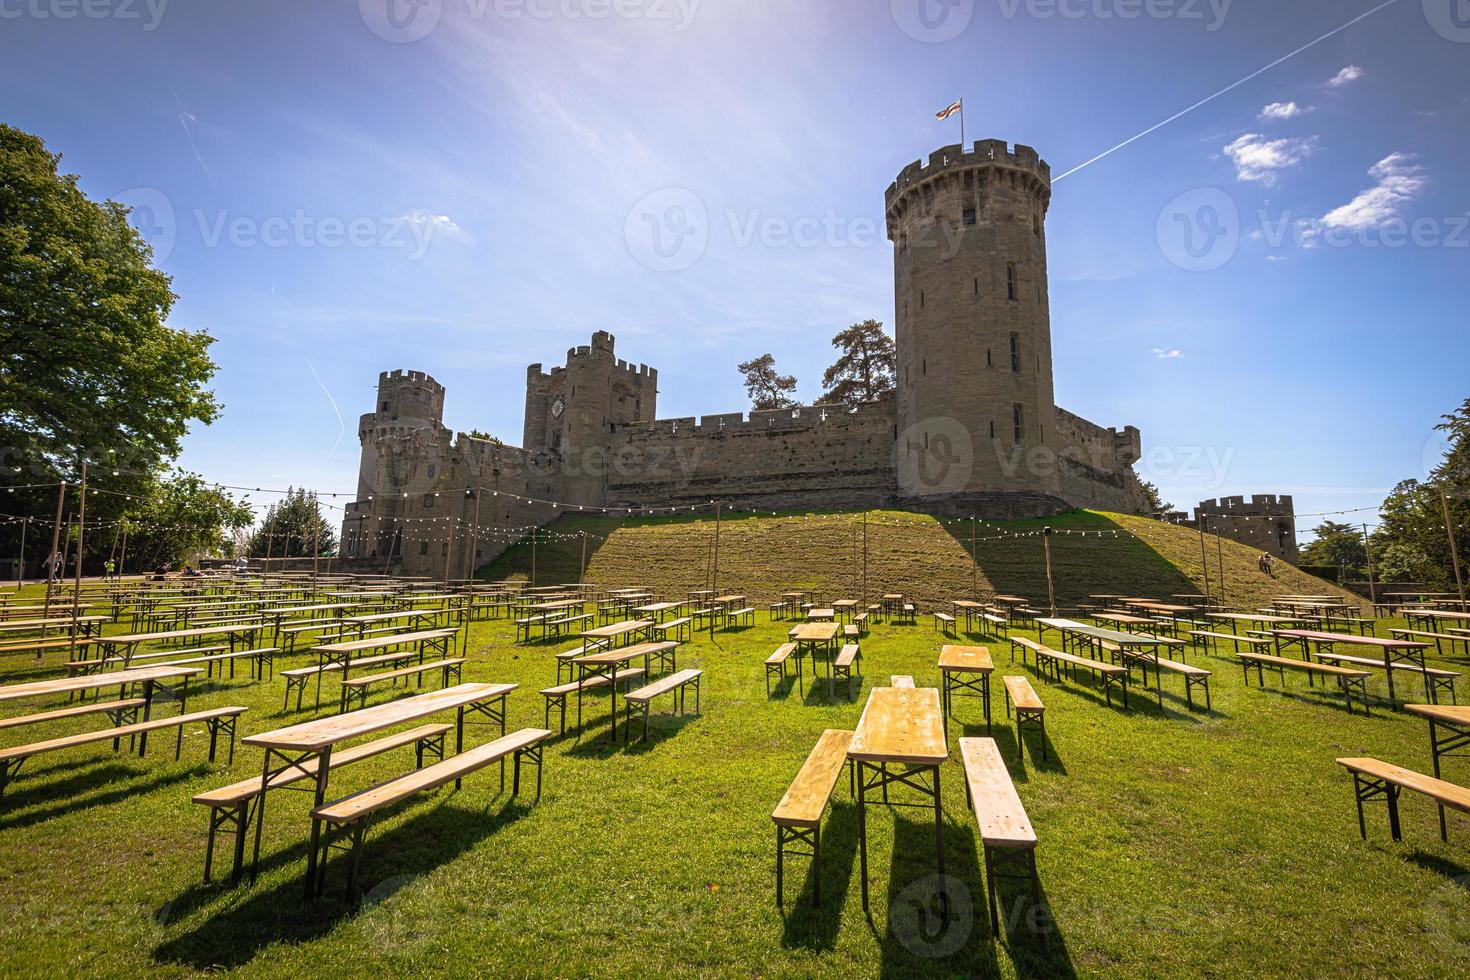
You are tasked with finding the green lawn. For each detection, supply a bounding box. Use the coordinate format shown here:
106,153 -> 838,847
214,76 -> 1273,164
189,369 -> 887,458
0,570 -> 1466,976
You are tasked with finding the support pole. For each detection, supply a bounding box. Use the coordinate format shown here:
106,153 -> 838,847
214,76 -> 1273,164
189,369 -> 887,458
42,481 -> 66,636
1042,527 -> 1057,617
530,526 -> 537,587
1198,518 -> 1212,602
118,525 -> 128,579
311,492 -> 321,589
712,502 -> 722,594
1444,492 -> 1466,603
68,461 -> 87,663
971,514 -> 978,601
862,510 -> 869,606
1216,524 -> 1227,604
443,515 -> 455,588
579,530 -> 588,585
466,491 -> 482,582
16,517 -> 28,587
1362,523 -> 1378,607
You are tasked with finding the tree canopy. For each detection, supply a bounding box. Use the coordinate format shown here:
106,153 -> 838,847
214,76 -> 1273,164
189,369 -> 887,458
1300,520 -> 1367,573
737,353 -> 799,411
118,471 -> 254,570
820,320 -> 895,407
1369,398 -> 1470,590
245,488 -> 338,558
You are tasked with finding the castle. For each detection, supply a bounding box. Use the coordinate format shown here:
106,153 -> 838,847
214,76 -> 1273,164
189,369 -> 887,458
342,141 -> 1159,576
1162,495 -> 1301,564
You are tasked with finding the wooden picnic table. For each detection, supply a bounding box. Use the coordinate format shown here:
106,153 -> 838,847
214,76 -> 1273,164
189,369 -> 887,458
633,601 -> 685,623
831,599 -> 859,621
806,608 -> 837,622
880,594 -> 904,616
848,686 -> 950,914
242,681 -> 516,895
95,624 -> 267,664
342,608 -> 454,637
580,619 -> 654,652
1273,630 -> 1431,707
311,628 -> 458,693
789,622 -> 840,670
1403,703 -> 1470,837
938,645 -> 994,735
573,641 -> 677,740
711,595 -> 747,608
1036,618 -> 1184,709
0,664 -> 203,755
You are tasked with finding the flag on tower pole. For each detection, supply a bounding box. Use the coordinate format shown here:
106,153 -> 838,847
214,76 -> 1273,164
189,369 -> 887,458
936,98 -> 964,146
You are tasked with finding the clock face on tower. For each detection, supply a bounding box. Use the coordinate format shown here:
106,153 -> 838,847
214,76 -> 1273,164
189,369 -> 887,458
551,397 -> 565,419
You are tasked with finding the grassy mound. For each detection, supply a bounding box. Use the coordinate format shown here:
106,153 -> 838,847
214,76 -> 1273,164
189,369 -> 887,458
480,509 -> 1362,612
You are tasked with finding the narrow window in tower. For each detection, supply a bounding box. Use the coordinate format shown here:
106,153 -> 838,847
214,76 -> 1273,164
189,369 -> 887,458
422,496 -> 433,510
1010,333 -> 1021,373
963,208 -> 976,226
920,292 -> 925,308
1013,404 -> 1024,446
986,349 -> 993,368
1033,213 -> 1040,237
419,541 -> 429,556
974,278 -> 979,295
990,420 -> 996,439
921,359 -> 927,376
924,432 -> 930,449
1006,263 -> 1017,301
427,465 -> 436,479
381,402 -> 390,412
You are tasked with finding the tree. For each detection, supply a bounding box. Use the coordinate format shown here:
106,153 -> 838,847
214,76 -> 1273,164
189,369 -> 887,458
0,124 -> 220,478
1300,520 -> 1367,574
820,319 -> 895,407
245,488 -> 338,558
1369,400 -> 1470,590
1139,480 -> 1173,515
118,471 -> 254,571
737,354 -> 798,411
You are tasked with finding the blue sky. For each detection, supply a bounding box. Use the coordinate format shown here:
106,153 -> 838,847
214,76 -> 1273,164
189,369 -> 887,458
3,0 -> 1467,533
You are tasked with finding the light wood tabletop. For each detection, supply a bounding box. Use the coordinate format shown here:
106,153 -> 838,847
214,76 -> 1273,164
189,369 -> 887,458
849,687 -> 948,766
0,664 -> 203,702
1404,703 -> 1470,725
310,629 -> 457,656
959,737 -> 1037,848
790,623 -> 840,643
938,645 -> 994,673
243,682 -> 517,752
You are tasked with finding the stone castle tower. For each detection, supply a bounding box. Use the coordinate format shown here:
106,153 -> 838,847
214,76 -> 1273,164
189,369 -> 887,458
887,141 -> 1062,511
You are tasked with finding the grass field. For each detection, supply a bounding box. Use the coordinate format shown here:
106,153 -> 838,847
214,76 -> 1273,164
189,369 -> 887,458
0,511 -> 1466,978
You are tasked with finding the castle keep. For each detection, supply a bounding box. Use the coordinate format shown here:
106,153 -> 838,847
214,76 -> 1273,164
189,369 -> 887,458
342,142 -> 1154,575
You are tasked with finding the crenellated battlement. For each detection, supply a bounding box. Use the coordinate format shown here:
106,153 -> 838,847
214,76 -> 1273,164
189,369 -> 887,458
885,139 -> 1051,208
615,394 -> 896,439
1197,494 -> 1296,515
378,369 -> 444,392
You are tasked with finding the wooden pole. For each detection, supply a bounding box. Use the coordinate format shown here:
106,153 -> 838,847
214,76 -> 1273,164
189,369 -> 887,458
1198,518 -> 1212,601
580,530 -> 588,584
862,510 -> 869,606
118,525 -> 128,578
530,526 -> 537,587
466,491 -> 482,582
311,492 -> 321,588
42,481 -> 66,632
1362,523 -> 1378,607
970,514 -> 978,601
1215,526 -> 1227,604
712,502 -> 722,594
1042,526 -> 1057,617
1443,493 -> 1466,603
16,517 -> 27,587
443,516 -> 454,588
68,462 -> 87,662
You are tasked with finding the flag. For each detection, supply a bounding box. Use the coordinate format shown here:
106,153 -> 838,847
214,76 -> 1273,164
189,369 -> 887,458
935,100 -> 962,122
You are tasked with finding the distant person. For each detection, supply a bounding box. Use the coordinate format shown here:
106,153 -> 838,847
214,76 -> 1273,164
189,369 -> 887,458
234,557 -> 248,576
1263,554 -> 1276,578
183,565 -> 201,578
104,559 -> 116,581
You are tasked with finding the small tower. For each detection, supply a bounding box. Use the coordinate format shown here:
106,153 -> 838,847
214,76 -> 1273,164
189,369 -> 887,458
886,141 -> 1061,509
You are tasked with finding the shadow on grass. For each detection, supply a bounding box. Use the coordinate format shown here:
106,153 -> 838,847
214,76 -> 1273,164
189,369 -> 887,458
1407,850 -> 1470,882
779,801 -> 861,953
0,761 -> 206,831
982,724 -> 1067,780
153,795 -> 534,971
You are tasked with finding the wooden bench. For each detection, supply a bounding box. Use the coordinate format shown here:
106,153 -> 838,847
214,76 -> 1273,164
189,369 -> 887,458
1115,649 -> 1212,711
621,669 -> 703,743
830,643 -> 861,701
309,728 -> 551,901
136,646 -> 280,683
0,698 -> 147,738
767,601 -> 788,621
959,737 -> 1040,934
933,612 -> 957,636
191,723 -> 451,884
771,729 -> 854,908
690,607 -> 720,629
554,639 -> 610,684
339,658 -> 466,713
1190,630 -> 1272,655
726,607 -> 756,629
890,675 -> 915,688
514,613 -> 556,642
765,643 -> 798,695
1389,628 -> 1470,656
68,644 -> 229,677
1314,652 -> 1459,705
1011,637 -> 1129,708
656,617 -> 692,643
896,604 -> 917,626
540,668 -> 646,734
0,706 -> 248,797
1003,676 -> 1047,761
852,612 -> 869,635
982,613 -> 1009,638
280,649 -> 422,711
1237,652 -> 1370,714
545,612 -> 594,639
1337,757 -> 1470,844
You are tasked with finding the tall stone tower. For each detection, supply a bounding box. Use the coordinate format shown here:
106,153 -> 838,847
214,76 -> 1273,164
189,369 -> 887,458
886,141 -> 1062,515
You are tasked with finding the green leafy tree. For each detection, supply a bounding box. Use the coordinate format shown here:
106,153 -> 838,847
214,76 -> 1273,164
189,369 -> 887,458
737,353 -> 798,411
1139,480 -> 1173,515
820,320 -> 895,407
1300,520 -> 1367,574
1370,400 -> 1470,590
245,488 -> 338,558
118,471 -> 253,571
0,124 -> 220,567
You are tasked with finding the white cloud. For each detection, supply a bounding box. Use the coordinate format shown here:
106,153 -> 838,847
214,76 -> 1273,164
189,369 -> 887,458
1327,65 -> 1365,88
1259,101 -> 1304,121
1223,133 -> 1316,185
1152,348 -> 1184,360
1320,153 -> 1427,231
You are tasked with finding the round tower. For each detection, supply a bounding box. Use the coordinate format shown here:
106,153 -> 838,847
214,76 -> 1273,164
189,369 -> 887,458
356,370 -> 447,501
885,140 -> 1061,508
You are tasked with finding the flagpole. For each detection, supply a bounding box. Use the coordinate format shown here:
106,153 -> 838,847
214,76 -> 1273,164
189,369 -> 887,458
960,97 -> 965,148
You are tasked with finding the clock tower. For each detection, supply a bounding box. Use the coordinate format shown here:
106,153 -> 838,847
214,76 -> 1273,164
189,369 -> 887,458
523,331 -> 658,459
